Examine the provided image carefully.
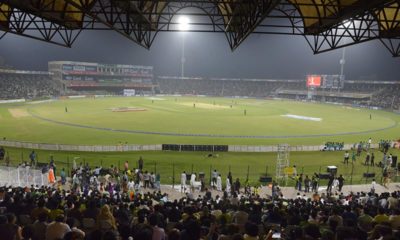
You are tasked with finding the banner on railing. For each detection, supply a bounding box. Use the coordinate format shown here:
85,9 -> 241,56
0,140 -> 380,153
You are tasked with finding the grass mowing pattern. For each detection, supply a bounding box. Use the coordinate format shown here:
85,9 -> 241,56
1,96 -> 399,186
0,97 -> 399,145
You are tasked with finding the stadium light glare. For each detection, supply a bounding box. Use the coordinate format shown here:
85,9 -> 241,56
342,19 -> 352,28
178,16 -> 190,31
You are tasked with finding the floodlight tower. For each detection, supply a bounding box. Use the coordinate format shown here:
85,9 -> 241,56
339,20 -> 351,92
178,16 -> 190,78
340,46 -> 346,80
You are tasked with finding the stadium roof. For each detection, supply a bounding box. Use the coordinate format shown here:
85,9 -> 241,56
0,0 -> 399,56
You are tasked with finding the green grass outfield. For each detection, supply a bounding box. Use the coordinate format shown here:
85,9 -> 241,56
4,147 -> 400,186
1,96 -> 399,186
0,96 -> 399,145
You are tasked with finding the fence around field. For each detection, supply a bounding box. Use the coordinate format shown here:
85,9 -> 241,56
0,140 -> 378,153
1,150 -> 398,188
0,166 -> 49,187
228,144 -> 366,152
15,161 -> 400,188
0,140 -> 162,152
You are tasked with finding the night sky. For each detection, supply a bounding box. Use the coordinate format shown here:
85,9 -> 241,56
0,28 -> 399,80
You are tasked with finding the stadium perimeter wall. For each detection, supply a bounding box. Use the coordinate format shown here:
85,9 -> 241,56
0,140 -> 373,153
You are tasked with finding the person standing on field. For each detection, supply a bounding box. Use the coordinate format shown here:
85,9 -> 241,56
333,177 -> 339,191
311,174 -> 319,192
304,175 -> 310,193
181,171 -> 187,192
226,176 -> 231,194
212,169 -> 218,189
124,161 -> 129,171
60,168 -> 66,185
143,171 -> 150,188
338,174 -> 345,192
298,174 -> 303,191
383,168 -> 389,188
357,142 -> 362,156
138,156 -> 143,170
344,151 -> 349,165
327,174 -> 334,193
190,172 -> 197,192
216,174 -> 222,191
234,178 -> 241,193
365,152 -> 370,166
371,152 -> 375,166
29,150 -> 36,166
49,156 -> 57,180
371,179 -> 376,193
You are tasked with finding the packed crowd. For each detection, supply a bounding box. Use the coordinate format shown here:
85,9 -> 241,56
0,153 -> 400,240
1,70 -> 398,110
323,142 -> 344,151
0,73 -> 61,100
0,178 -> 400,240
378,140 -> 393,153
69,160 -> 162,197
155,78 -> 285,98
156,77 -> 400,110
340,83 -> 390,94
372,87 -> 400,110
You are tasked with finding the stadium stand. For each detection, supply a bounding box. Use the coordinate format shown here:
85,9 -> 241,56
0,69 -> 400,239
155,77 -> 288,98
0,163 -> 399,240
0,65 -> 399,113
372,86 -> 400,110
0,70 -> 61,100
155,76 -> 400,110
1,69 -> 399,111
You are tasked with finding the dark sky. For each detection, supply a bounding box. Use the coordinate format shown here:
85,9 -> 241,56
0,28 -> 399,80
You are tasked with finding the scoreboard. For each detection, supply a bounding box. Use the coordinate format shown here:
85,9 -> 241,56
307,75 -> 344,89
307,75 -> 321,87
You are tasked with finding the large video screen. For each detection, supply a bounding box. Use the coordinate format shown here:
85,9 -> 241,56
307,75 -> 322,87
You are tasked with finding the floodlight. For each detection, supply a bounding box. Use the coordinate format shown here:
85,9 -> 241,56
178,16 -> 190,31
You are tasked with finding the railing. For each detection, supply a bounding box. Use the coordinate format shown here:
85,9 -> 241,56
0,140 -> 162,152
0,140 -> 380,153
0,166 -> 49,187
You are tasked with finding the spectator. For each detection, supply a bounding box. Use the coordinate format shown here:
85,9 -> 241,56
31,198 -> 50,221
0,213 -> 22,240
374,207 -> 389,224
32,212 -> 48,240
389,208 -> 400,229
149,213 -> 165,240
96,205 -> 117,230
65,218 -> 85,239
45,214 -> 70,240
